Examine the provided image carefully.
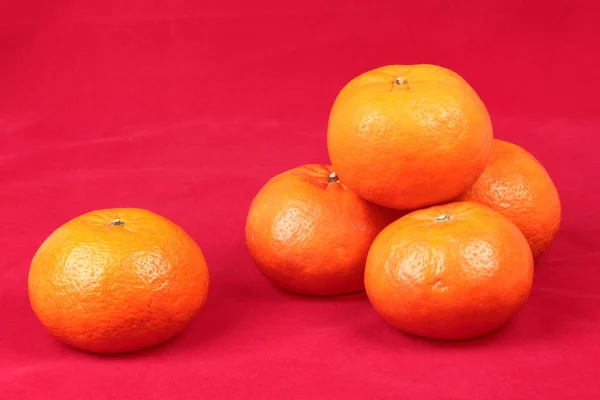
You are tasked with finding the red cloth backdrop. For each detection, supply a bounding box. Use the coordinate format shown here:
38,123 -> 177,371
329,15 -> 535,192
1,0 -> 599,398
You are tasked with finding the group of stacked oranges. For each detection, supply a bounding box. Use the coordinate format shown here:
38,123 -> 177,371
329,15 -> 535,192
28,64 -> 560,353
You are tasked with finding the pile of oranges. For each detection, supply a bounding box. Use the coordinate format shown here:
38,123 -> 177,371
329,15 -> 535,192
28,64 -> 560,353
245,64 -> 560,340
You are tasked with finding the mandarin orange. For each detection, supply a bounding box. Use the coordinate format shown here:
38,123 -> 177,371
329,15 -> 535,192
457,139 -> 561,258
245,164 -> 402,296
327,64 -> 493,210
365,201 -> 533,340
28,208 -> 209,353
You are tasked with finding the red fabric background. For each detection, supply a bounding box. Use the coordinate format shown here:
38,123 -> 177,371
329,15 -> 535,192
1,0 -> 599,398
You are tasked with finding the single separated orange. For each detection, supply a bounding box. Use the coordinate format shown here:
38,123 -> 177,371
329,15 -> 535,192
327,64 -> 493,210
457,139 -> 561,258
28,208 -> 209,354
365,201 -> 533,340
245,164 -> 401,296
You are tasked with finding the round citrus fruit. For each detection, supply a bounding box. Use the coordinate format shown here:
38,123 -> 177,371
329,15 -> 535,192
327,64 -> 493,210
457,139 -> 561,258
364,201 -> 533,340
28,208 -> 210,354
245,164 -> 402,296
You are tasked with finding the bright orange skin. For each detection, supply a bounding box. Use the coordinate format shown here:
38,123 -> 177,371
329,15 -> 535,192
365,201 -> 534,340
457,139 -> 561,258
28,208 -> 209,354
245,164 -> 402,296
327,64 -> 493,210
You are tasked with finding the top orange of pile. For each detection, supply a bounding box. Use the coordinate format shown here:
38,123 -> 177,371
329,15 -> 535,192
327,64 -> 493,210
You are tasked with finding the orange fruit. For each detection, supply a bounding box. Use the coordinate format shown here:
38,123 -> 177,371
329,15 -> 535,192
457,139 -> 561,258
245,164 -> 402,296
364,201 -> 533,340
28,208 -> 209,354
327,64 -> 493,210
